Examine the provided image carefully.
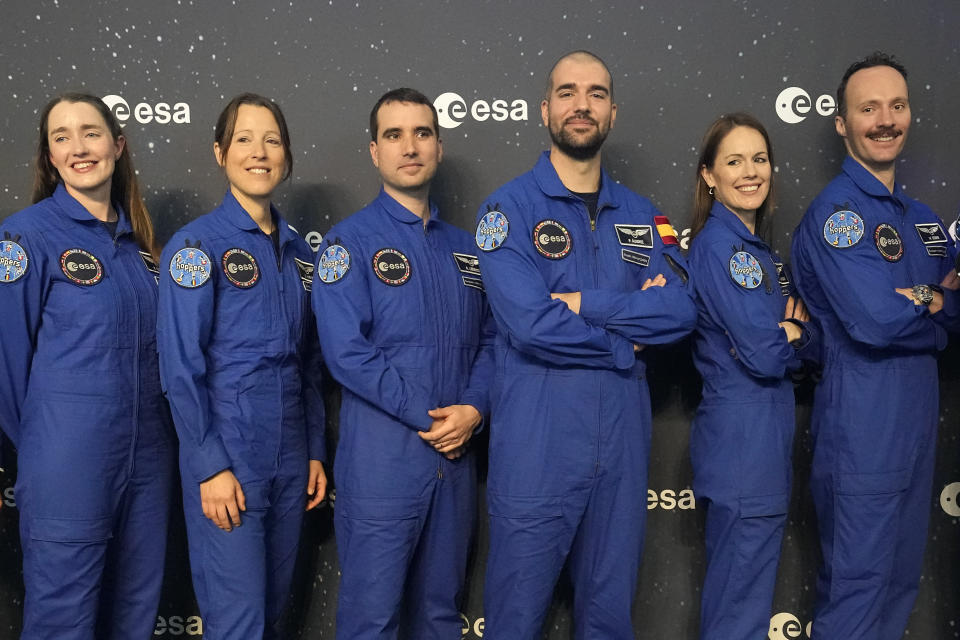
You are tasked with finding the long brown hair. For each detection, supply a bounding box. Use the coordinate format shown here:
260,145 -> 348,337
214,93 -> 293,180
691,112 -> 775,240
32,92 -> 156,257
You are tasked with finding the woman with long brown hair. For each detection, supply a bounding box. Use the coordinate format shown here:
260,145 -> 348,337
0,92 -> 175,639
687,113 -> 818,640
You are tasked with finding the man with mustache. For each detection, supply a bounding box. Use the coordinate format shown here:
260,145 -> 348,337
475,50 -> 696,639
792,52 -> 960,640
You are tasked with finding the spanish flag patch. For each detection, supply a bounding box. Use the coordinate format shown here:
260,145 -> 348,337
654,215 -> 678,245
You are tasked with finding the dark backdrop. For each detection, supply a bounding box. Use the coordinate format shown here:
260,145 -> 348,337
1,2 -> 959,638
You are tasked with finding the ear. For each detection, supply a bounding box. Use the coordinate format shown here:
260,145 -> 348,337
700,165 -> 715,190
114,134 -> 126,160
369,140 -> 379,168
436,136 -> 443,164
835,114 -> 847,138
609,102 -> 618,129
213,142 -> 225,167
540,99 -> 550,128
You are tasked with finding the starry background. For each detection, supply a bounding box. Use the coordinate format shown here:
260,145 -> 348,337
1,1 -> 959,638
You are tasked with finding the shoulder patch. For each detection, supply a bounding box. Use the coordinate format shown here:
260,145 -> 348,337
533,219 -> 572,259
0,237 -> 29,283
773,261 -> 791,296
294,257 -> 314,292
222,248 -> 260,288
61,249 -> 103,286
874,224 -> 903,262
169,244 -> 212,288
476,209 -> 509,252
823,210 -> 864,248
614,224 -> 653,249
654,215 -> 679,246
729,251 -> 763,289
317,244 -> 351,284
372,248 -> 411,286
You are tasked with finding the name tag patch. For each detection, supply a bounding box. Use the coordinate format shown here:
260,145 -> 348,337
61,248 -> 103,286
773,261 -> 791,296
462,276 -> 484,292
621,248 -> 650,267
294,257 -> 314,292
452,252 -> 482,277
139,250 -> 160,283
823,210 -> 864,248
915,222 -> 948,257
614,224 -> 653,249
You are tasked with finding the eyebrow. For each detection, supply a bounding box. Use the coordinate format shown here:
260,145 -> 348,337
49,123 -> 105,135
554,82 -> 610,94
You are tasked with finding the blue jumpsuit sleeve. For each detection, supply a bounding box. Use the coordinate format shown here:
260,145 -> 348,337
458,298 -> 497,421
930,240 -> 960,332
0,227 -> 49,448
691,240 -> 800,380
301,310 -> 327,462
578,245 -> 697,345
157,240 -> 232,483
475,197 -> 635,370
794,203 -> 945,352
311,235 -> 436,432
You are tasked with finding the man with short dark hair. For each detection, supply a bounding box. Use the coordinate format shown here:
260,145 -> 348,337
792,52 -> 960,639
312,88 -> 495,639
475,50 -> 696,639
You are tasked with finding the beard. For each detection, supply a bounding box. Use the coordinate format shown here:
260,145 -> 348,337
549,112 -> 609,161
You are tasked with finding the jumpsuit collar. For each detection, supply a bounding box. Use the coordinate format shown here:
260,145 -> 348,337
52,182 -> 132,235
375,187 -> 439,228
841,155 -> 904,199
219,189 -> 297,247
532,150 -> 621,211
709,199 -> 766,248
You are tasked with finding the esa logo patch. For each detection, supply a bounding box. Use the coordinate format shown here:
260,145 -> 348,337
317,244 -> 350,284
614,224 -> 653,249
294,257 -> 314,292
372,248 -> 411,286
729,251 -> 763,289
874,224 -> 903,262
476,207 -> 509,252
60,249 -> 103,285
0,236 -> 28,283
533,219 -> 571,259
823,210 -> 864,248
169,243 -> 211,288
222,248 -> 259,288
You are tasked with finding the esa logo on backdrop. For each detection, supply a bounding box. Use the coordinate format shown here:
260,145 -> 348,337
2,486 -> 14,509
940,482 -> 960,517
648,488 -> 695,510
775,87 -> 836,124
433,92 -> 528,129
154,615 -> 203,636
769,612 -> 812,639
102,94 -> 191,126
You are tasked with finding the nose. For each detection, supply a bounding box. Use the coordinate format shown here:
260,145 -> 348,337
573,91 -> 590,113
743,160 -> 758,177
877,106 -> 897,126
69,136 -> 88,156
250,138 -> 267,158
401,133 -> 417,156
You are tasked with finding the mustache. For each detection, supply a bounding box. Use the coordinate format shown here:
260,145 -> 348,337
867,126 -> 902,139
565,110 -> 598,126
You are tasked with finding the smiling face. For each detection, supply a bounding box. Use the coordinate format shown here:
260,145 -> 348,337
46,100 -> 124,202
836,64 -> 910,176
214,104 -> 286,205
369,100 -> 442,197
541,55 -> 617,161
701,125 -> 771,221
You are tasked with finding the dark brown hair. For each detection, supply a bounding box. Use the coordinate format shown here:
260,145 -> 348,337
32,92 -> 156,256
369,88 -> 439,141
691,112 -> 775,240
214,93 -> 293,180
836,51 -> 907,118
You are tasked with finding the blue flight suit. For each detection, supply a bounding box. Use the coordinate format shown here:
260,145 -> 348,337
157,191 -> 326,640
688,201 -> 818,640
0,184 -> 175,640
311,189 -> 495,640
792,157 -> 960,640
475,151 -> 697,640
